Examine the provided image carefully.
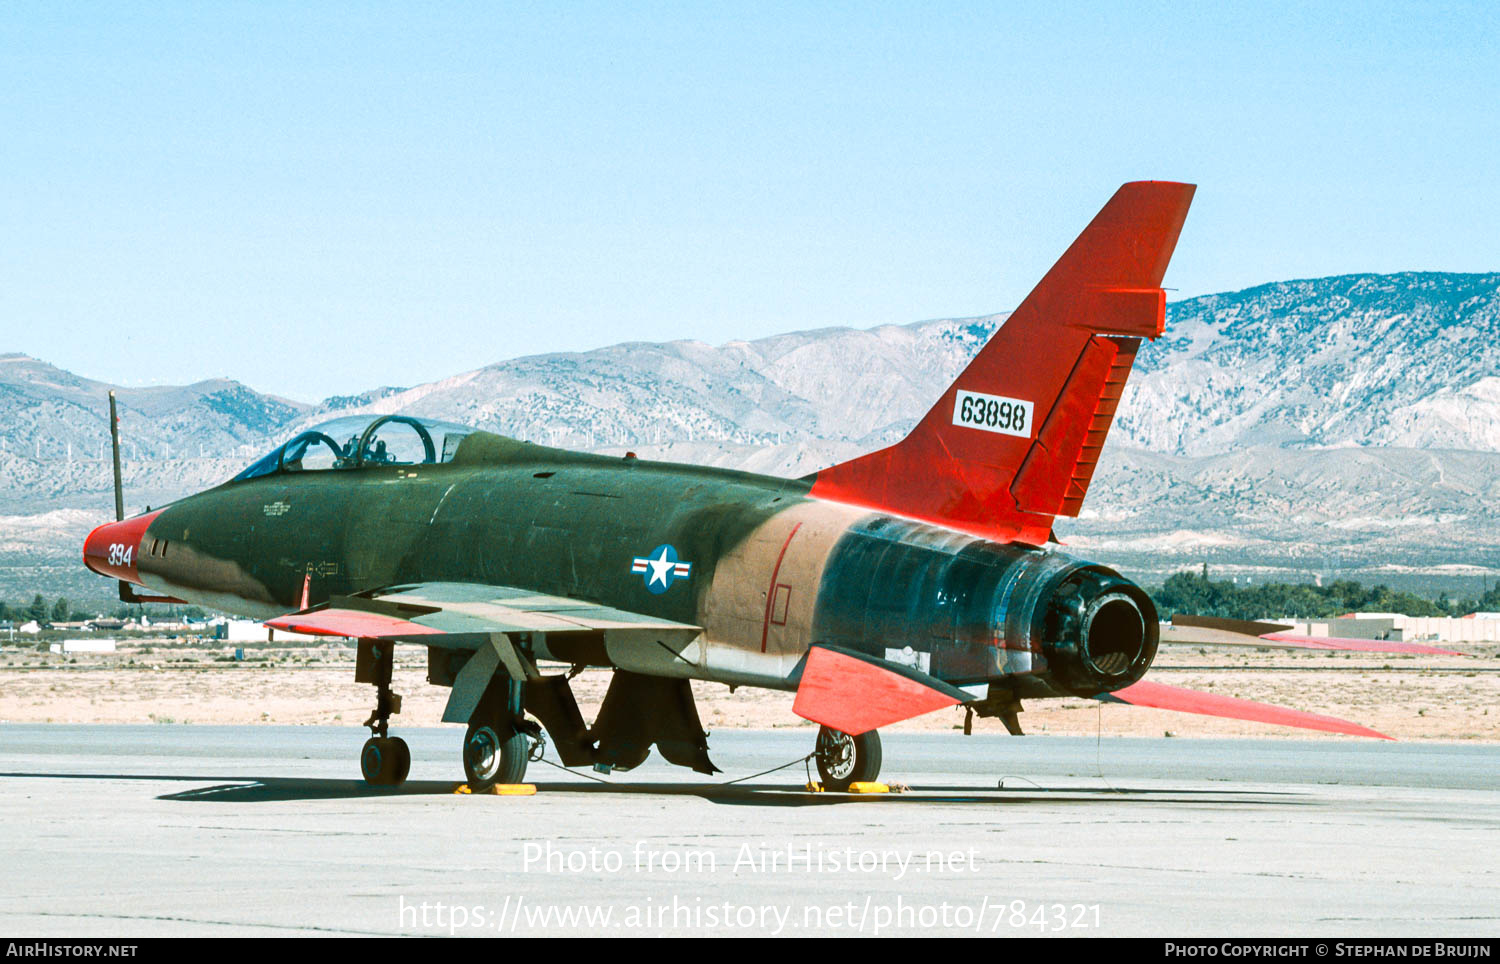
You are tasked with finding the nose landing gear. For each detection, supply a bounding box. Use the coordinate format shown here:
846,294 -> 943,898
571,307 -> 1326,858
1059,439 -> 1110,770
357,637 -> 410,787
361,734 -> 411,786
814,725 -> 883,792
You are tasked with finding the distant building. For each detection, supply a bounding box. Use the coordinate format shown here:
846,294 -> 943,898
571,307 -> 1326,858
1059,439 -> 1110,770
223,619 -> 271,643
221,618 -> 326,643
1312,616 -> 1402,641
1286,613 -> 1500,644
61,639 -> 116,653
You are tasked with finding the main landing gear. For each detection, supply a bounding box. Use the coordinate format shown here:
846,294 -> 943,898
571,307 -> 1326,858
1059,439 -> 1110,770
814,725 -> 882,792
463,718 -> 530,790
357,638 -> 410,787
462,678 -> 539,791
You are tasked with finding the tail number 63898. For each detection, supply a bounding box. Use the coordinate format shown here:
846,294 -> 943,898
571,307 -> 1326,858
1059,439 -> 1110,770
953,389 -> 1034,439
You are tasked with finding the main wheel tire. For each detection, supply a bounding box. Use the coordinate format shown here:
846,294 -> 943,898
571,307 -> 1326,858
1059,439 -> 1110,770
361,736 -> 408,787
815,725 -> 882,792
463,720 -> 529,791
387,736 -> 411,785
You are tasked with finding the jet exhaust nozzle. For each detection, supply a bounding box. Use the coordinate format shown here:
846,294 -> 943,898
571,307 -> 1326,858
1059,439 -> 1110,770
1039,567 -> 1158,696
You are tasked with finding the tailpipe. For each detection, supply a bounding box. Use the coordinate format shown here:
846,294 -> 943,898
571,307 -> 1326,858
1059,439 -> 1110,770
1040,567 -> 1158,695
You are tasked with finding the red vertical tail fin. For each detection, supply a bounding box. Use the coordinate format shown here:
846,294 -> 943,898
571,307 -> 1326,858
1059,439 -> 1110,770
809,181 -> 1196,545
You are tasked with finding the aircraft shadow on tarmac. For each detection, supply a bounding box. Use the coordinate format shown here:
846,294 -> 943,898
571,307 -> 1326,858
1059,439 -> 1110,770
156,778 -> 1308,807
0,772 -> 1306,807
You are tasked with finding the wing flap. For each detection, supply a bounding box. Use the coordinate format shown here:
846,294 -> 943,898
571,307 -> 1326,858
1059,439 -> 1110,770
371,583 -> 699,641
264,581 -> 701,653
792,644 -> 970,735
1098,679 -> 1393,740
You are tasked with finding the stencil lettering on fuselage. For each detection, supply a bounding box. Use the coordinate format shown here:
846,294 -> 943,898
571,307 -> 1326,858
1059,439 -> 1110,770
884,646 -> 931,673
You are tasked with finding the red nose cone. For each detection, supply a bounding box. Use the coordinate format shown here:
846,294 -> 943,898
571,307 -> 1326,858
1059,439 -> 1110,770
83,510 -> 162,585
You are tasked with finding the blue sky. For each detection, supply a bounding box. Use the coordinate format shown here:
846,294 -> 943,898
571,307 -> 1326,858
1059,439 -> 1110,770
3,1 -> 1497,401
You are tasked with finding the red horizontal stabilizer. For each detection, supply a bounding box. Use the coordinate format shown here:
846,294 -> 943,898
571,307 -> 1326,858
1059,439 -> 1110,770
1100,680 -> 1392,740
265,608 -> 444,639
793,645 -> 968,735
1259,632 -> 1464,657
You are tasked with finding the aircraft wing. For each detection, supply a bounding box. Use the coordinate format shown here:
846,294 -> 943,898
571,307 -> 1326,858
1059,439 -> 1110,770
1096,680 -> 1392,740
1160,614 -> 1464,656
265,581 -> 702,654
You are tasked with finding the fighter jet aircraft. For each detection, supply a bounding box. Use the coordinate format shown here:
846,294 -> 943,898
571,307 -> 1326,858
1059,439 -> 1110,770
82,182 -> 1445,791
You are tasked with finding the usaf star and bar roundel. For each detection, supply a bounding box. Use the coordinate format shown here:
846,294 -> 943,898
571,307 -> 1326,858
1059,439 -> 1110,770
632,544 -> 692,594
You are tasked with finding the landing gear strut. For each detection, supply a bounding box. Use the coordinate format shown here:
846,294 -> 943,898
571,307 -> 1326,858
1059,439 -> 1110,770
357,638 -> 409,787
814,725 -> 882,792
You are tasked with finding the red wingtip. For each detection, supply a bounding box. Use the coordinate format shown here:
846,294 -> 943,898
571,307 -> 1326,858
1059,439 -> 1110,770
1260,632 -> 1466,658
265,608 -> 443,639
1103,680 -> 1394,740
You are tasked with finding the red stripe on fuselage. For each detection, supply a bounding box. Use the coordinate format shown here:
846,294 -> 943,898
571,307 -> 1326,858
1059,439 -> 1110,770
760,522 -> 802,653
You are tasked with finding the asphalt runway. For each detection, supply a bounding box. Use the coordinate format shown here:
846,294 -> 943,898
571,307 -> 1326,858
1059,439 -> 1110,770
2,725 -> 1497,937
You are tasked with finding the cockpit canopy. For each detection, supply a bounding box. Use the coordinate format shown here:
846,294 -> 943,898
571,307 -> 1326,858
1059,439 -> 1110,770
232,414 -> 479,482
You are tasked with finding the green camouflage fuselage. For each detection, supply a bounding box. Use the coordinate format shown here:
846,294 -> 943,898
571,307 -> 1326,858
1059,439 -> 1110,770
129,430 -> 1155,699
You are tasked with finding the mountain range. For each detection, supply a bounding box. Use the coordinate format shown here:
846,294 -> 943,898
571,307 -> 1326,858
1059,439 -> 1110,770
4,271 -> 1499,603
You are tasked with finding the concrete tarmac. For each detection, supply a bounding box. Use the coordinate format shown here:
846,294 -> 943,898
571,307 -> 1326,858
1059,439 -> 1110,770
1,725 -> 1497,937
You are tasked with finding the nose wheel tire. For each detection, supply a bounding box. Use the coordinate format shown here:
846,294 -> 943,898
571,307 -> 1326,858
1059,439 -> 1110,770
814,726 -> 882,792
463,721 -> 529,791
361,736 -> 411,787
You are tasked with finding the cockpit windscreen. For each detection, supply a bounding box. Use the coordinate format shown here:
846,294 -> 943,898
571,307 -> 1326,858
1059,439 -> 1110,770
232,415 -> 478,482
